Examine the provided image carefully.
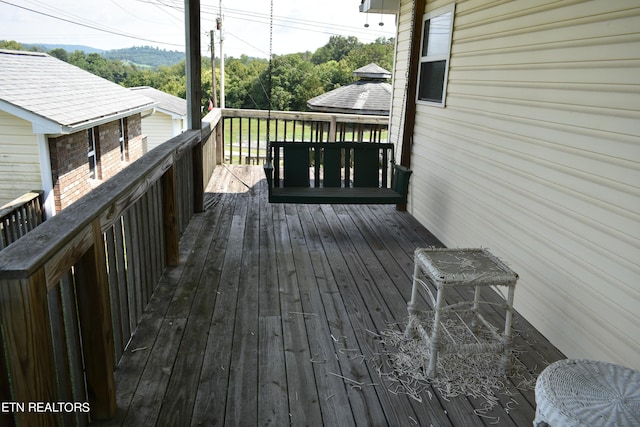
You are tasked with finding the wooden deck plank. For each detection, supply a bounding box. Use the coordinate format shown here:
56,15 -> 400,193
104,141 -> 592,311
273,203 -> 324,426
155,194 -> 237,425
190,194 -> 248,426
257,181 -> 289,426
223,191 -> 261,426
288,205 -> 357,427
310,203 -> 420,426
95,165 -> 565,427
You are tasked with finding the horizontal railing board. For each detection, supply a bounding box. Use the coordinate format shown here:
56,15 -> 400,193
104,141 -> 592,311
0,128 -> 210,280
222,108 -> 389,125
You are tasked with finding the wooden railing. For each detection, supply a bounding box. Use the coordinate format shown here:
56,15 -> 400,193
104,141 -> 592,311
221,109 -> 389,165
0,191 -> 45,250
0,110 -> 222,426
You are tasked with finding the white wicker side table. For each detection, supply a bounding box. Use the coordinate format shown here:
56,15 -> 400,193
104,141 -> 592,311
405,248 -> 518,377
534,359 -> 640,426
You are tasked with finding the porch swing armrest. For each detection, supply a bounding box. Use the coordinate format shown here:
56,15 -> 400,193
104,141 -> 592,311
264,162 -> 274,190
392,165 -> 413,201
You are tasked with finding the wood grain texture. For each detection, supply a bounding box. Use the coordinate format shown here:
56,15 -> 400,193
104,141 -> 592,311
74,220 -> 116,420
94,166 -> 566,426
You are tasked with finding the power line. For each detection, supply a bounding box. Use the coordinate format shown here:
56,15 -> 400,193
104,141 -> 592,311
0,0 -> 183,48
135,0 -> 394,40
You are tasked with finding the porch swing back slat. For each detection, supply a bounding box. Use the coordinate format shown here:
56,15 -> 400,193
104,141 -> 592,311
264,141 -> 412,204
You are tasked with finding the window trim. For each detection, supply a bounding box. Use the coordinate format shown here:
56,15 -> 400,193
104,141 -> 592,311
87,127 -> 99,180
416,3 -> 455,107
119,117 -> 128,162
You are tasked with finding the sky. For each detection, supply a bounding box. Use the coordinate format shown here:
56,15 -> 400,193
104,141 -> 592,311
0,0 -> 396,58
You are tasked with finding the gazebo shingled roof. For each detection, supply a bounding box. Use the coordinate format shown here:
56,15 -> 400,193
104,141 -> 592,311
307,63 -> 392,116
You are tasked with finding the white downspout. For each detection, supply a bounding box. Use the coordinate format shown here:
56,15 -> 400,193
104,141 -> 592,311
37,133 -> 55,218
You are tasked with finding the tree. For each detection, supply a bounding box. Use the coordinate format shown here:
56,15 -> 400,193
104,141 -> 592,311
252,53 -> 321,111
314,60 -> 354,92
48,48 -> 69,62
0,40 -> 25,50
311,35 -> 362,64
343,38 -> 395,72
224,56 -> 268,109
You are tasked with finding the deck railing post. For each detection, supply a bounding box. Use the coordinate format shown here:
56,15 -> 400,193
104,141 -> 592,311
162,165 -> 180,266
75,219 -> 116,420
0,268 -> 59,426
216,121 -> 223,165
0,334 -> 12,427
329,116 -> 337,143
192,140 -> 204,213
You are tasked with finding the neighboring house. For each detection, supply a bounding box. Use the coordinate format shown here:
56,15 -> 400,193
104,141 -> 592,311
130,86 -> 187,151
0,49 -> 156,217
307,63 -> 392,115
370,0 -> 640,369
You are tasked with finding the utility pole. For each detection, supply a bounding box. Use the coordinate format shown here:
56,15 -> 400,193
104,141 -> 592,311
217,0 -> 225,108
210,30 -> 217,108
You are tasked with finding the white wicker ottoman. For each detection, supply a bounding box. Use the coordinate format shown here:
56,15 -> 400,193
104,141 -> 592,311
405,248 -> 518,377
534,359 -> 640,426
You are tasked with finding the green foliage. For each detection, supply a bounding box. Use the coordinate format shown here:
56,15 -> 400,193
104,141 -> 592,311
0,40 -> 27,50
1,35 -> 394,114
311,35 -> 362,64
103,46 -> 184,68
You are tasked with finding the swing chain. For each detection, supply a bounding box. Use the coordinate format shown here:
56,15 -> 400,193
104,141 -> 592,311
266,0 -> 274,164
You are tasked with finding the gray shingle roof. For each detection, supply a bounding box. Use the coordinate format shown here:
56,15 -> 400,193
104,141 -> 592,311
0,49 -> 155,132
353,63 -> 392,79
307,80 -> 392,115
129,86 -> 187,117
307,62 -> 392,115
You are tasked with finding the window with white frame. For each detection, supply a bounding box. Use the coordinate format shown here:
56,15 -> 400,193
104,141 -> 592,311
87,127 -> 98,179
119,117 -> 128,161
417,4 -> 455,106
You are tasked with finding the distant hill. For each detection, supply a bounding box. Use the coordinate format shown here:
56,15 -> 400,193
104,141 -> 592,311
103,46 -> 185,68
22,43 -> 105,54
18,43 -> 184,68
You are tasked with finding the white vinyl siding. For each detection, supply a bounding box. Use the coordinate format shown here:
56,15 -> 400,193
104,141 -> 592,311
389,0 -> 416,161
0,110 -> 43,206
141,111 -> 185,152
392,0 -> 640,369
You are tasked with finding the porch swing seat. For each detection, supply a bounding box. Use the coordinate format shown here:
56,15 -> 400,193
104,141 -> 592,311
264,141 -> 412,204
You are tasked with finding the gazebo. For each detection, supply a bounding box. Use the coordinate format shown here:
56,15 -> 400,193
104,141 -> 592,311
307,63 -> 392,116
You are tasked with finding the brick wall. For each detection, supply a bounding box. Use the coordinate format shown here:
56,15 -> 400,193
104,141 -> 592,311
127,115 -> 145,160
48,113 -> 144,212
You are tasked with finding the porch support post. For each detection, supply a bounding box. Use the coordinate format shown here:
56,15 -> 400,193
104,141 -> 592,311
397,0 -> 426,211
185,0 -> 202,131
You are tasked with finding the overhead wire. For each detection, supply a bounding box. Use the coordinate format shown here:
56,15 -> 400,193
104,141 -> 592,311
0,0 -> 183,47
3,0 -> 393,55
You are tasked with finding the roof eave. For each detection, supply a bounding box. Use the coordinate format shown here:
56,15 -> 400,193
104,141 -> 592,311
155,107 -> 188,119
0,99 -> 64,134
307,104 -> 389,116
40,103 -> 158,135
1,98 -> 157,135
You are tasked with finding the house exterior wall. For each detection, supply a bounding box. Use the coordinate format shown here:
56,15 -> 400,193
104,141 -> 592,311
392,0 -> 640,369
0,111 -> 43,206
48,113 -> 145,211
141,111 -> 186,152
127,114 -> 145,159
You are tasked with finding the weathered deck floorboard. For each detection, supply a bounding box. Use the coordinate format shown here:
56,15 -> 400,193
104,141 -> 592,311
94,165 -> 564,427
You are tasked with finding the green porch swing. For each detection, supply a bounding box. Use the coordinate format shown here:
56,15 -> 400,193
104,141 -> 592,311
262,1 -> 412,206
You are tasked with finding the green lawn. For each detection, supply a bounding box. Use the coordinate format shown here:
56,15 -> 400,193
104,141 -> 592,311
223,117 -> 388,164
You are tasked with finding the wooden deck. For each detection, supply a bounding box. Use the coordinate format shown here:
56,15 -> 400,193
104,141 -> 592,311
94,165 -> 564,427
